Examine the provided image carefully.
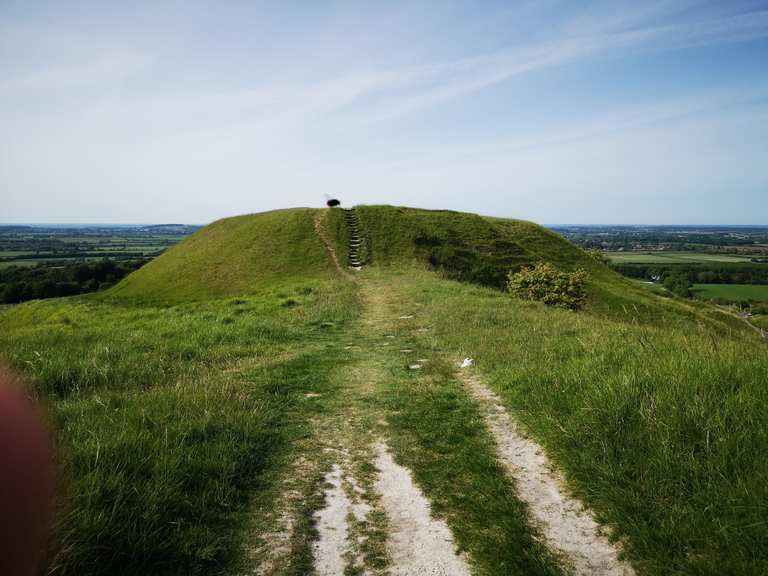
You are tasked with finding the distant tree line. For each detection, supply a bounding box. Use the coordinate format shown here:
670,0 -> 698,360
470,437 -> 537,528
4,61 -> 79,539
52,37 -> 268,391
1,250 -> 153,261
0,259 -> 147,304
612,263 -> 768,285
554,226 -> 768,253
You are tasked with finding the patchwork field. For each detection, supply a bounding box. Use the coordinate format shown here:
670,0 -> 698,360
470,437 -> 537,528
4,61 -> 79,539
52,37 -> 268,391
692,283 -> 768,302
607,251 -> 754,264
0,225 -> 198,268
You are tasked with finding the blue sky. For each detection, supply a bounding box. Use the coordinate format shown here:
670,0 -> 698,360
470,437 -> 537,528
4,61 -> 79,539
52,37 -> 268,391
1,1 -> 767,224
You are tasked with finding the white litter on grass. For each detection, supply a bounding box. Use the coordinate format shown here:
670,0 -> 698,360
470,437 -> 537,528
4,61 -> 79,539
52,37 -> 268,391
398,315 -> 415,319
460,358 -> 473,368
408,364 -> 422,370
374,443 -> 471,576
304,393 -> 322,398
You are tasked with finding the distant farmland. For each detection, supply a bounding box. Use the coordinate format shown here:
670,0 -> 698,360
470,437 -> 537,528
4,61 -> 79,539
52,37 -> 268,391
0,225 -> 199,268
692,283 -> 768,302
607,251 -> 755,264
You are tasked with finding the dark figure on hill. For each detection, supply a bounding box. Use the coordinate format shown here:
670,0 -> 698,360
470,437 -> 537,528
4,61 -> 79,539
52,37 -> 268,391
324,194 -> 341,207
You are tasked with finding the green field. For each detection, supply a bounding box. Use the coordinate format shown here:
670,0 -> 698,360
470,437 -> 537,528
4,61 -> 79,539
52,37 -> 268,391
0,207 -> 766,575
607,251 -> 754,264
0,228 -> 196,269
692,283 -> 768,302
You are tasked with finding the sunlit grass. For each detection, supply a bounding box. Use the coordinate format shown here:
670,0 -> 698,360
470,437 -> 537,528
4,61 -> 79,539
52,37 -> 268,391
0,278 -> 360,576
386,266 -> 768,575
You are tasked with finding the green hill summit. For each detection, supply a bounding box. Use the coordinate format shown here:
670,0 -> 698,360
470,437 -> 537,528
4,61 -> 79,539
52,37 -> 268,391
105,205 -> 735,330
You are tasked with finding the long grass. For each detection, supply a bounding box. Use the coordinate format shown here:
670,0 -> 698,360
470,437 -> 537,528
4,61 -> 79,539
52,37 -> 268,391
2,205 -> 766,575
0,277 -> 360,575
385,266 -> 768,575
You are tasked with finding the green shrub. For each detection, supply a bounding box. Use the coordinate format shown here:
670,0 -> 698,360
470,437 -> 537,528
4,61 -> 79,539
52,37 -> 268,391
507,262 -> 588,310
586,248 -> 609,265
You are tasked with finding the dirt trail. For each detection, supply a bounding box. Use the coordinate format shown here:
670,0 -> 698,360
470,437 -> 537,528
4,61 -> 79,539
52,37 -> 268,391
313,209 -> 348,277
461,374 -> 635,576
246,272 -> 639,575
374,443 -> 471,576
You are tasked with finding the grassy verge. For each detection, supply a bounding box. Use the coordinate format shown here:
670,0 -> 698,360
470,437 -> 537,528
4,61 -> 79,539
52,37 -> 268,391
382,266 -> 768,575
0,278 -> 360,575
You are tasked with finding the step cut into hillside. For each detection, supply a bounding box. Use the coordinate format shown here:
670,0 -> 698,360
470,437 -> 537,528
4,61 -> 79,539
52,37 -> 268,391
344,208 -> 363,269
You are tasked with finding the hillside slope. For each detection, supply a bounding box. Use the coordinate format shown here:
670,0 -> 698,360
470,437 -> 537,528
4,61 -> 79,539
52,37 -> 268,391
106,208 -> 337,303
0,205 -> 765,576
106,204 -> 744,332
350,205 -> 743,330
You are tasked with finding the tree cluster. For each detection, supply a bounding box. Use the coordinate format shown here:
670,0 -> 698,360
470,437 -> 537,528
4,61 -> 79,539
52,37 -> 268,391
663,272 -> 692,298
0,259 -> 147,304
612,263 -> 768,285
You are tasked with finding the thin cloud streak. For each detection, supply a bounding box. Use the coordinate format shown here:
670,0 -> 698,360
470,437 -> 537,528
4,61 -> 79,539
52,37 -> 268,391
1,1 -> 767,224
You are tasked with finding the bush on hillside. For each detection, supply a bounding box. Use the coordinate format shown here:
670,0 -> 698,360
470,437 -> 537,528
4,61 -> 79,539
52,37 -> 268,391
586,248 -> 609,265
507,262 -> 588,310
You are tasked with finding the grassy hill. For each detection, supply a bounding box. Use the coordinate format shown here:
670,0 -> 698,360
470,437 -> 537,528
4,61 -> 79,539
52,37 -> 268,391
108,204 -> 742,332
0,205 -> 765,576
105,204 -> 613,304
105,208 -> 339,303
349,205 -> 743,330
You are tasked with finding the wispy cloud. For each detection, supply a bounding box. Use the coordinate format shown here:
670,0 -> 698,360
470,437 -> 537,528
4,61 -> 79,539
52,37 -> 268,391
322,6 -> 768,123
1,1 -> 767,223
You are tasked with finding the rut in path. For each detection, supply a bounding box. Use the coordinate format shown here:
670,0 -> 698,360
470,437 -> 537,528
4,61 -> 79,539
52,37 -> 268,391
373,443 -> 471,576
311,443 -> 471,576
460,373 -> 635,576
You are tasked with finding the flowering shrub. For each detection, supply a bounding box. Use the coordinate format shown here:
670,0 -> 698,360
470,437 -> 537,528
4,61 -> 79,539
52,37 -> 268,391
507,262 -> 588,310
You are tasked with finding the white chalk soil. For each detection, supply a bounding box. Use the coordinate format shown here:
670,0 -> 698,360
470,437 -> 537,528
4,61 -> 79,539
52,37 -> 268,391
313,464 -> 357,576
462,373 -> 635,576
310,444 -> 471,576
374,443 -> 471,576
